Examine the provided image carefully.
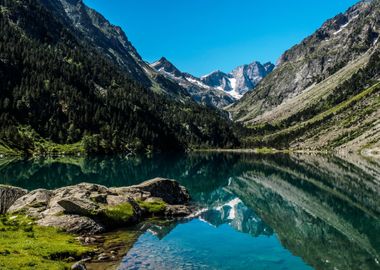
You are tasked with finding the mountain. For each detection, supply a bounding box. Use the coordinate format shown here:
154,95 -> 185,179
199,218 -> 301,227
38,0 -> 190,98
201,61 -> 275,99
0,0 -> 239,155
150,57 -> 235,108
229,0 -> 380,154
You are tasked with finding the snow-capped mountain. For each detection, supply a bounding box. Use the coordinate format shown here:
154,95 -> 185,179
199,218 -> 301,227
201,61 -> 275,99
150,57 -> 236,109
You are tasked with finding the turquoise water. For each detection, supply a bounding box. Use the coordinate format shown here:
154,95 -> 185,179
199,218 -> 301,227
1,153 -> 379,270
121,220 -> 311,270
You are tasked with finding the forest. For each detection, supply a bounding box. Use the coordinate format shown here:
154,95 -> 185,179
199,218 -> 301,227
0,0 -> 240,155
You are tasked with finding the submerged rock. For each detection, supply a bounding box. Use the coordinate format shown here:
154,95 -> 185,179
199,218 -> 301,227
5,178 -> 192,234
0,185 -> 27,214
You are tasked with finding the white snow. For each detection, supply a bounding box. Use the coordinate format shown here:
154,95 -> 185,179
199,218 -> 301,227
227,89 -> 243,100
226,198 -> 242,220
186,77 -> 211,89
228,177 -> 233,186
333,15 -> 358,35
229,78 -> 237,91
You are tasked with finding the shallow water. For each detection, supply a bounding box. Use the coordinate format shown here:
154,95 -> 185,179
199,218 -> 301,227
1,153 -> 379,270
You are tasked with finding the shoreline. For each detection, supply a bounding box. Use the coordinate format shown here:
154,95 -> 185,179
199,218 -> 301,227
0,178 -> 194,269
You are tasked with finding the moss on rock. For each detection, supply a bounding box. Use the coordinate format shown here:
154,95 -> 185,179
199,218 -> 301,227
102,202 -> 135,224
137,199 -> 167,214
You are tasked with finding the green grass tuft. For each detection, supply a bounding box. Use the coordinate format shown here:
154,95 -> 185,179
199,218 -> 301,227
137,199 -> 167,214
102,203 -> 134,224
0,215 -> 91,270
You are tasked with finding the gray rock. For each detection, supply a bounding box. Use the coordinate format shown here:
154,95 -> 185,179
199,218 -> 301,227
37,214 -> 105,235
97,253 -> 109,261
165,205 -> 193,217
0,185 -> 27,214
8,189 -> 53,217
115,177 -> 190,205
57,197 -> 100,216
5,179 -> 192,234
71,261 -> 87,270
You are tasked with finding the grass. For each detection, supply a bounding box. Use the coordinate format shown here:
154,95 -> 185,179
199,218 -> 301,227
0,215 -> 91,270
251,82 -> 380,147
102,203 -> 135,224
137,199 -> 167,214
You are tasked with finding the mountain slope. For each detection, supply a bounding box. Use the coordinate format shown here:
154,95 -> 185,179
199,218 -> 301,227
150,57 -> 235,109
0,0 -> 239,155
229,0 -> 380,153
201,61 -> 274,99
39,0 -> 190,98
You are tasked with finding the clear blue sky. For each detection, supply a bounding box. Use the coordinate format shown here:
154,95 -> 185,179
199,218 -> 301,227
84,0 -> 359,76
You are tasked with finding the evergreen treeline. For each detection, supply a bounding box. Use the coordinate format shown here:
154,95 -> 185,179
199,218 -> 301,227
0,0 -> 239,154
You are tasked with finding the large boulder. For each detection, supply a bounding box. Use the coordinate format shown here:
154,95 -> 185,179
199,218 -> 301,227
7,189 -> 52,218
113,178 -> 190,205
0,185 -> 27,214
58,197 -> 100,216
37,214 -> 105,235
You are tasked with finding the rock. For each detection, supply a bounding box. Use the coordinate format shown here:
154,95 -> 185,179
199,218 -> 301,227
5,179 -> 192,234
71,261 -> 87,270
57,197 -> 100,216
0,185 -> 27,214
119,178 -> 190,205
106,195 -> 131,206
8,189 -> 53,217
89,193 -> 107,204
97,253 -> 109,261
165,205 -> 193,217
37,214 -> 105,235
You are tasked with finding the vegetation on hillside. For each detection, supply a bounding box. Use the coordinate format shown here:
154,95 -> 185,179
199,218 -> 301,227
241,49 -> 380,151
0,0 -> 239,156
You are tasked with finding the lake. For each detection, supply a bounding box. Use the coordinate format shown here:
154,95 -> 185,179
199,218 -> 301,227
0,153 -> 379,270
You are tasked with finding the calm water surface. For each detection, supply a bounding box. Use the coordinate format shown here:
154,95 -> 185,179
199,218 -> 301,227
0,153 -> 379,270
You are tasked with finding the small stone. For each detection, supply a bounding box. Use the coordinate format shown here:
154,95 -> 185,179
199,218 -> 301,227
97,253 -> 109,261
71,262 -> 87,270
84,237 -> 96,244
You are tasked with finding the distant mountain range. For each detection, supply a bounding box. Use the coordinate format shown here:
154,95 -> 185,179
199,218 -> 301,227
151,57 -> 274,108
200,61 -> 274,99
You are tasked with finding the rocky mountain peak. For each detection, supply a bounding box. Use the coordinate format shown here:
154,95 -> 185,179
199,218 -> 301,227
199,61 -> 275,99
151,57 -> 183,78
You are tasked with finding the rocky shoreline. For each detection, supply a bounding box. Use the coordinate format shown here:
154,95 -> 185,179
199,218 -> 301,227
0,178 -> 194,269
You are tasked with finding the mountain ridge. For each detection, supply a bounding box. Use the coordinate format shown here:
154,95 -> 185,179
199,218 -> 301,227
228,0 -> 380,154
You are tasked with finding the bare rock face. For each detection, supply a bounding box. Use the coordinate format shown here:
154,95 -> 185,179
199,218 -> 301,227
37,214 -> 105,235
113,177 -> 190,205
5,178 -> 192,235
57,197 -> 100,216
0,185 -> 27,214
150,57 -> 236,108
